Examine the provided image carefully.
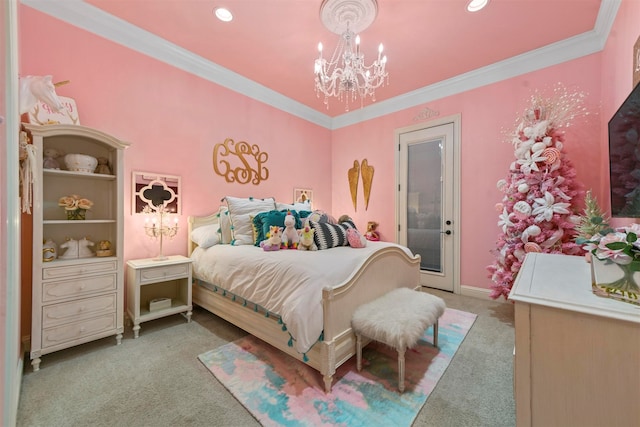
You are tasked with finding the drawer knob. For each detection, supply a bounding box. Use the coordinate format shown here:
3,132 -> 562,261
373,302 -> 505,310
80,327 -> 86,333
79,306 -> 85,312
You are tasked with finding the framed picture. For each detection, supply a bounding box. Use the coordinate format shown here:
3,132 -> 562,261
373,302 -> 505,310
294,188 -> 313,204
27,96 -> 80,125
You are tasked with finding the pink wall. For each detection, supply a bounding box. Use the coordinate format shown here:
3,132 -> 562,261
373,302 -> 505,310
331,57 -> 602,290
14,1 -> 640,294
18,7 -> 332,262
601,0 -> 640,229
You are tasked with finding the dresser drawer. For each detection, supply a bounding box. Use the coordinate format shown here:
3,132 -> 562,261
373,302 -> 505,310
43,260 -> 117,280
42,294 -> 117,328
42,274 -> 117,303
41,313 -> 116,349
139,263 -> 190,284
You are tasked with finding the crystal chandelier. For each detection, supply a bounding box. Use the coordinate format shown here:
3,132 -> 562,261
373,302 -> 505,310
314,0 -> 388,111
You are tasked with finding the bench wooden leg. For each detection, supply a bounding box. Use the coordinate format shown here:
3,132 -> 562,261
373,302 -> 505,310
356,333 -> 363,371
433,319 -> 439,348
397,347 -> 406,393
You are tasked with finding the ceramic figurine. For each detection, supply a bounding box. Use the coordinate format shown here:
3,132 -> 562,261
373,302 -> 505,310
59,237 -> 79,259
78,237 -> 95,258
42,239 -> 57,262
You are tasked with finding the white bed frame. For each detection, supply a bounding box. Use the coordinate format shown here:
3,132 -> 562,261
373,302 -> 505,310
188,212 -> 421,392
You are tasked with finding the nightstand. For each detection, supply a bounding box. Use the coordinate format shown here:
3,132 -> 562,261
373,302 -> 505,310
126,255 -> 192,338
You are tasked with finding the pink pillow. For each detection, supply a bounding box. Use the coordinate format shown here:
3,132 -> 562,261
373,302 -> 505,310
347,228 -> 367,248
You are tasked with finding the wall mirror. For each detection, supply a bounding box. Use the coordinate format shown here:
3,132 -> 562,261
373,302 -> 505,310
132,171 -> 181,214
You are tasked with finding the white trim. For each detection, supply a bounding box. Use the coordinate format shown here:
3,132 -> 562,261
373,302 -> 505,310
3,1 -> 22,425
461,285 -> 502,301
21,0 -> 620,130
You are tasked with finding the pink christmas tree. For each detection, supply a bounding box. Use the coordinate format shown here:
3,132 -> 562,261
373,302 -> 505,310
487,87 -> 588,299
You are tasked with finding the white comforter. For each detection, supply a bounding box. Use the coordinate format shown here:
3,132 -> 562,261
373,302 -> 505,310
191,241 -> 414,354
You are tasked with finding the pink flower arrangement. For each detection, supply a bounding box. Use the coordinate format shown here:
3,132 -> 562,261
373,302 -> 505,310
58,194 -> 93,211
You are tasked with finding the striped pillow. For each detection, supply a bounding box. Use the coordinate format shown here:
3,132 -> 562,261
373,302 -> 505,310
311,220 -> 357,250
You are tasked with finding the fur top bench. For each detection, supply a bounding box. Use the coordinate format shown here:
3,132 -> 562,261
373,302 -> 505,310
351,287 -> 446,392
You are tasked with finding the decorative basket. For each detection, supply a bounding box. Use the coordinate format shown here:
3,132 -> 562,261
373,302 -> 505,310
64,153 -> 98,173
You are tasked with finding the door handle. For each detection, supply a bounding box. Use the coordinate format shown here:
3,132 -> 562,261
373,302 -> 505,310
441,230 -> 452,235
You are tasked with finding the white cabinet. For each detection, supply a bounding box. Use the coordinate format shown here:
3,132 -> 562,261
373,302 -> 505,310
509,253 -> 640,427
126,255 -> 193,338
25,123 -> 129,371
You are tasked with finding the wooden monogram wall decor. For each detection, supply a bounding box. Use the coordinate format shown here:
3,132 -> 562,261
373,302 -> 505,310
347,159 -> 375,211
213,138 -> 269,185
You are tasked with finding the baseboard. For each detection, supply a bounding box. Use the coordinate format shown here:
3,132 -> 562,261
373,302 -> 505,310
7,354 -> 23,427
461,285 -> 509,303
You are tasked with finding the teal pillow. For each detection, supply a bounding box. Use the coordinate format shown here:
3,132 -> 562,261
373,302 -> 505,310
253,210 -> 304,246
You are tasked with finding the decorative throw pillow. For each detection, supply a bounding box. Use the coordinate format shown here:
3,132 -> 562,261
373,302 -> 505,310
276,200 -> 312,212
191,224 -> 220,249
224,196 -> 277,245
311,220 -> 357,250
217,205 -> 232,244
252,209 -> 304,246
305,210 -> 337,225
347,228 -> 367,248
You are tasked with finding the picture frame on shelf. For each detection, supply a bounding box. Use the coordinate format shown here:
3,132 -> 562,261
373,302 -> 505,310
294,188 -> 313,204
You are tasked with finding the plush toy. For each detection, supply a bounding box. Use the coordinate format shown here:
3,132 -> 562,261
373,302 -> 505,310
43,147 -> 63,170
298,225 -> 318,251
365,221 -> 380,241
347,228 -> 367,248
281,211 -> 300,249
260,225 -> 282,251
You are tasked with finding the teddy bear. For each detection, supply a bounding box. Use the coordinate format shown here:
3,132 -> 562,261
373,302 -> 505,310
95,157 -> 112,175
365,221 -> 380,241
260,225 -> 282,251
281,211 -> 300,249
43,147 -> 63,170
298,225 -> 318,251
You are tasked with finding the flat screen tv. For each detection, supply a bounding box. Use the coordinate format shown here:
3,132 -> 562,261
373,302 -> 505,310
609,82 -> 640,217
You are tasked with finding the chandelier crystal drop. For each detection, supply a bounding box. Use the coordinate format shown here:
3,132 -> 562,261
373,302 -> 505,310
314,0 -> 388,111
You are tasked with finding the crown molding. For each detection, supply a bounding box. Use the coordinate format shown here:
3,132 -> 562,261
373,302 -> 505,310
22,0 -> 620,131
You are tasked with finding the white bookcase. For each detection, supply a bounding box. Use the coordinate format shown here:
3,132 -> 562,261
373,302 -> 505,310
25,123 -> 129,371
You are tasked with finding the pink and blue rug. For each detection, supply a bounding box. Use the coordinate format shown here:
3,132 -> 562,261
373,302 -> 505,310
198,308 -> 477,427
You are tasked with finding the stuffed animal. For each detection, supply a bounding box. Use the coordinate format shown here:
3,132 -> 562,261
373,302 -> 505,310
43,147 -> 63,170
347,228 -> 367,248
365,221 -> 380,241
298,225 -> 318,251
281,211 -> 300,249
260,225 -> 282,251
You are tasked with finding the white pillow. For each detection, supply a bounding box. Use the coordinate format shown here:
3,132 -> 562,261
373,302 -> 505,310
224,196 -> 276,245
217,205 -> 232,244
276,200 -> 312,212
191,224 -> 220,249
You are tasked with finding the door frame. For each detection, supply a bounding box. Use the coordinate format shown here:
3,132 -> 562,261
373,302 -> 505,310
394,113 -> 461,294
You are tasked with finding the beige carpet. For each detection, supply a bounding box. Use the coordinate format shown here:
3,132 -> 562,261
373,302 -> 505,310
17,289 -> 515,426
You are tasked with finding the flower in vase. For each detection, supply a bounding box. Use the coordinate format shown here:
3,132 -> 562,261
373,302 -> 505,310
58,194 -> 93,220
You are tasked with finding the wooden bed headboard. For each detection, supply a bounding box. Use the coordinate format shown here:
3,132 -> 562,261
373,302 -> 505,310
187,212 -> 219,256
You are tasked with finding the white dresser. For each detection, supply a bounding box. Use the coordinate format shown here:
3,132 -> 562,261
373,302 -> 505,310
509,253 -> 640,427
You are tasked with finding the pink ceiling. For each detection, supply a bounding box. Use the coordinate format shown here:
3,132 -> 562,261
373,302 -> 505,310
85,0 -> 601,117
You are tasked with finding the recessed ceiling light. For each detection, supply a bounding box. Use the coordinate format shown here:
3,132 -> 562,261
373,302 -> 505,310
214,7 -> 233,22
467,0 -> 489,12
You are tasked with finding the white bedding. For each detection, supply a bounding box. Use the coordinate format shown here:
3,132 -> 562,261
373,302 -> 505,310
191,241 -> 414,354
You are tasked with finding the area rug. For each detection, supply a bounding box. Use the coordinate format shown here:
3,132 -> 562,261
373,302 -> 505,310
198,308 -> 476,427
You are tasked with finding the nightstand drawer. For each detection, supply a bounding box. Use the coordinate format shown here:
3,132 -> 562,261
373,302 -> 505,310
42,294 -> 117,328
139,263 -> 190,284
42,274 -> 117,302
41,313 -> 116,348
43,260 -> 117,280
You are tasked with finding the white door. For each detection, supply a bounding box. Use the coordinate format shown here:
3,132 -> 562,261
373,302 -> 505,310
396,115 -> 460,292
